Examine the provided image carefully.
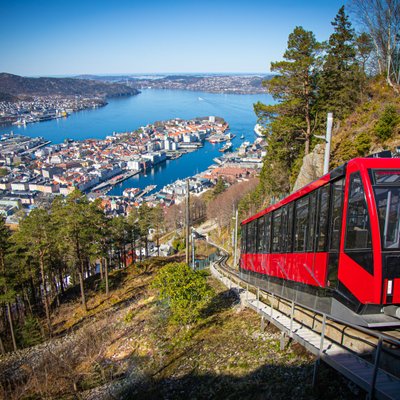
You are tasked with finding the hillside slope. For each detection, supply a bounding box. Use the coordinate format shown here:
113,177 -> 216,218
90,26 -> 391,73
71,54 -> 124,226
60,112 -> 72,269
330,79 -> 400,167
0,257 -> 358,400
0,72 -> 139,98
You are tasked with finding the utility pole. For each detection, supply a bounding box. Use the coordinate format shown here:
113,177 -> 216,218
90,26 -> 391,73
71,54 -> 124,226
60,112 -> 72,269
324,113 -> 333,175
185,179 -> 190,265
192,228 -> 195,270
233,208 -> 239,269
315,112 -> 333,175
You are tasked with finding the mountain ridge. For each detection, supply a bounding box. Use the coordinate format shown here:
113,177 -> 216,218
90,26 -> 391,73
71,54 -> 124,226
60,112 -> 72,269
0,72 -> 140,99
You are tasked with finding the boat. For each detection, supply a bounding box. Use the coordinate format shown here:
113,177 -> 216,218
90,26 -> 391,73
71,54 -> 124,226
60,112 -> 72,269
219,141 -> 232,153
123,187 -> 140,198
254,124 -> 264,137
207,135 -> 227,143
240,134 -> 245,139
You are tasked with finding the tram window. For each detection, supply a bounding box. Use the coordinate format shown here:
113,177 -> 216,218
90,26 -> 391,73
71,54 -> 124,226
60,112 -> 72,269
287,203 -> 294,252
317,185 -> 330,251
307,191 -> 317,251
272,209 -> 282,253
257,216 -> 265,253
253,220 -> 258,253
374,187 -> 400,250
241,224 -> 247,253
246,221 -> 254,253
345,173 -> 372,250
280,206 -> 289,252
264,214 -> 271,253
329,178 -> 345,251
294,195 -> 309,252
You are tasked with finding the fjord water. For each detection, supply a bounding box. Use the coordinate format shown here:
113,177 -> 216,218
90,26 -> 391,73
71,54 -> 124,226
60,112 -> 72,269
0,89 -> 272,194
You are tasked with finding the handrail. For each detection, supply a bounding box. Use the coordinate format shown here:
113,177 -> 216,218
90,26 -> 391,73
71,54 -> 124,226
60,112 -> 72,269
210,247 -> 400,399
209,244 -> 400,348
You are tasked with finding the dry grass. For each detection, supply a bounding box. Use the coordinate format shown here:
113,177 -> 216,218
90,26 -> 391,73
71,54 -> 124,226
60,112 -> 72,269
0,258 -> 361,400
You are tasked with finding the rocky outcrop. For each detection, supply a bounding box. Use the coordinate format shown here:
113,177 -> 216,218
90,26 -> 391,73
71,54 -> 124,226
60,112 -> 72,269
292,144 -> 325,192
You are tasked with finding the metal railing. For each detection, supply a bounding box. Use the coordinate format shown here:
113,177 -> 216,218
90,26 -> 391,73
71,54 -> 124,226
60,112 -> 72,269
211,252 -> 400,399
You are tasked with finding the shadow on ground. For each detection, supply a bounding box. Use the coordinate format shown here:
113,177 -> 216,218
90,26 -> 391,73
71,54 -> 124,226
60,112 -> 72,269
118,361 -> 362,400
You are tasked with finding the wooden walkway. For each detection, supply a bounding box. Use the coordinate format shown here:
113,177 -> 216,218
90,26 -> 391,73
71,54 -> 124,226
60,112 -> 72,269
211,263 -> 400,400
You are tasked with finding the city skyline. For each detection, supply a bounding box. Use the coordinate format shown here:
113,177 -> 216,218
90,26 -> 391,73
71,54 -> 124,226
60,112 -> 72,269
1,0 -> 349,76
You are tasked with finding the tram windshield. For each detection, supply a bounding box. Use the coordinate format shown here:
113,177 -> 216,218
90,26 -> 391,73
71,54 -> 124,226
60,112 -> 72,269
373,170 -> 400,250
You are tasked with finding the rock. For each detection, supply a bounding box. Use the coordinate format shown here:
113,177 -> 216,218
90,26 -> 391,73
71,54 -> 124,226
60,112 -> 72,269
292,144 -> 325,192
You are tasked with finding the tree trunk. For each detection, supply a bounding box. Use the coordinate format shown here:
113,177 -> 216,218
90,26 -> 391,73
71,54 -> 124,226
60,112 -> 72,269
52,276 -> 60,308
104,257 -> 109,296
58,269 -> 65,295
99,258 -> 103,280
6,303 -> 17,351
0,334 -> 5,354
123,245 -> 127,269
304,77 -> 311,155
79,259 -> 87,312
23,287 -> 33,316
145,237 -> 149,258
39,254 -> 52,336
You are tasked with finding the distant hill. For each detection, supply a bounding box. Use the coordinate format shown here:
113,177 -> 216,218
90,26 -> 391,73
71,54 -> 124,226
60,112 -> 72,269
0,91 -> 19,102
0,73 -> 140,99
75,73 -> 271,94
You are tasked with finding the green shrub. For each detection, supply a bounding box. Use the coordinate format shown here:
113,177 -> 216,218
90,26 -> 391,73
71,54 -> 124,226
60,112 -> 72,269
172,237 -> 185,252
152,262 -> 214,325
375,105 -> 400,141
20,316 -> 43,347
354,132 -> 372,156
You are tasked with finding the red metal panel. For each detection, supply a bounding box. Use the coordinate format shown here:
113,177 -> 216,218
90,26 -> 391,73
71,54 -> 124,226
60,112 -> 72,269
241,252 -> 329,288
338,253 -> 376,303
242,158 -> 400,307
393,279 -> 400,304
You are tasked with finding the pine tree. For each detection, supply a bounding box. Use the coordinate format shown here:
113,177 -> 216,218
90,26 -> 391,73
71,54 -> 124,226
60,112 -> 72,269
14,209 -> 54,336
254,26 -> 320,195
0,218 -> 17,351
318,6 -> 361,119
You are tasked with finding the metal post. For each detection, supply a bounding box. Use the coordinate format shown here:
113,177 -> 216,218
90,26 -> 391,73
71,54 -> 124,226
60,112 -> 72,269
271,294 -> 274,318
313,313 -> 327,388
191,229 -> 195,270
289,301 -> 295,337
261,315 -> 265,332
319,314 -> 327,355
280,331 -> 286,351
234,208 -> 238,268
185,179 -> 190,265
369,338 -> 383,400
323,113 -> 333,175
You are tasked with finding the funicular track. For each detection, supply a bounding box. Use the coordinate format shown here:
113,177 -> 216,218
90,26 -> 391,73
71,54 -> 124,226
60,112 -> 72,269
209,248 -> 400,400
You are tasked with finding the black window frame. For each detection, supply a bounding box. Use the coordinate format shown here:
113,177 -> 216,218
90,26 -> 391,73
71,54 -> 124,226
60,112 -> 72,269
316,185 -> 330,252
307,191 -> 318,252
271,209 -> 283,253
344,172 -> 372,251
294,194 -> 310,253
287,202 -> 294,253
264,213 -> 271,253
257,216 -> 265,253
329,178 -> 345,252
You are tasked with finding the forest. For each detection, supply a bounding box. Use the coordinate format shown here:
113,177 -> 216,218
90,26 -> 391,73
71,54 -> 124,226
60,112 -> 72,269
249,2 -> 400,212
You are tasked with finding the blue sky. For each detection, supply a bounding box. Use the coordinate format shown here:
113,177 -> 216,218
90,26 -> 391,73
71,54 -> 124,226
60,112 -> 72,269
0,0 -> 349,76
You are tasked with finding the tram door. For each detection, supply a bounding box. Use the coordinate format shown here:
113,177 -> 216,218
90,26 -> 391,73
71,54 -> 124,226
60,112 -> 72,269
339,171 -> 375,304
327,178 -> 345,288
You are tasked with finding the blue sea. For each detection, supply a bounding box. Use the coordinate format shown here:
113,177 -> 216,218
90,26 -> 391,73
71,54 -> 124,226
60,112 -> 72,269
0,89 -> 272,195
